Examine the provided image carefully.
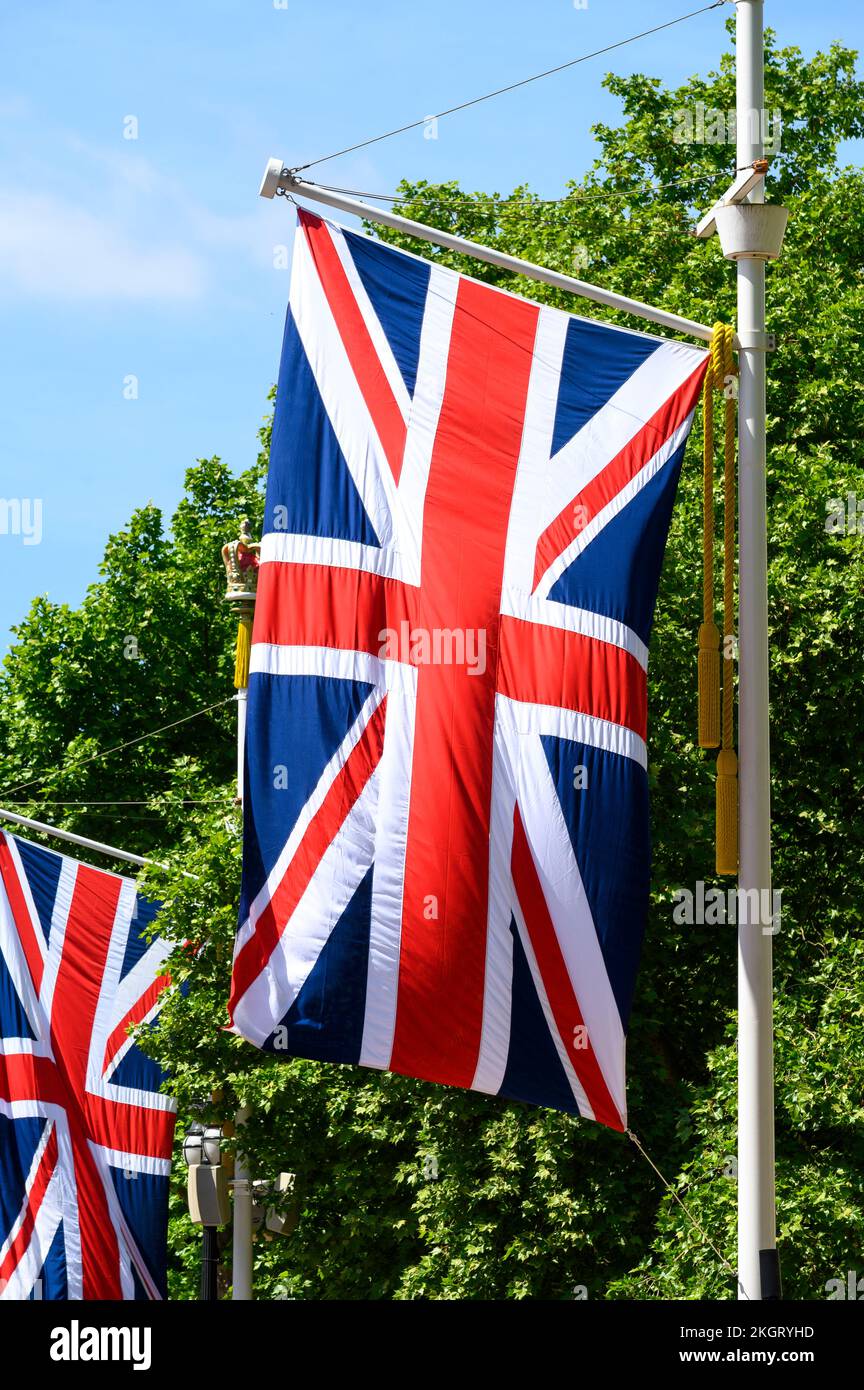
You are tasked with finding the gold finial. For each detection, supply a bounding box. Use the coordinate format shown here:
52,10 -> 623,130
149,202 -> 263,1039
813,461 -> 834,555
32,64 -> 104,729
221,518 -> 261,613
221,520 -> 260,690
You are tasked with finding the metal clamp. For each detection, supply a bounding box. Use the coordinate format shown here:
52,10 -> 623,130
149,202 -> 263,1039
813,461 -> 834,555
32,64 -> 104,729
735,330 -> 777,351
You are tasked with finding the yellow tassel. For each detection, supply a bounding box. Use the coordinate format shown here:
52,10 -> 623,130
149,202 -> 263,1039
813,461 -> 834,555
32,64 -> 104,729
700,343 -> 720,750
234,616 -> 252,689
702,322 -> 738,874
698,621 -> 721,748
715,747 -> 739,876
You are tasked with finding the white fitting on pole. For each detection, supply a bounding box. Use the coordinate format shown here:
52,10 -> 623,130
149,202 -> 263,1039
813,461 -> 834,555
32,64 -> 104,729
735,0 -> 778,1302
714,203 -> 788,261
261,161 -> 722,347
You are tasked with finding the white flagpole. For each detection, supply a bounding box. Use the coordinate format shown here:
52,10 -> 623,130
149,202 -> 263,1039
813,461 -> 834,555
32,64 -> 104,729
735,0 -> 778,1301
231,1106 -> 254,1302
231,683 -> 254,1301
231,674 -> 254,1300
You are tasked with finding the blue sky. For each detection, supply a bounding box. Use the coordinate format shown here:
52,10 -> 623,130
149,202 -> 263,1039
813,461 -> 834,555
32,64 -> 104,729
1,0 -> 860,651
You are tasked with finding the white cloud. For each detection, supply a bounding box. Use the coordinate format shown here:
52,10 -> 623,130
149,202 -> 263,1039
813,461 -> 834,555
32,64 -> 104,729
54,134 -> 284,266
0,119 -> 385,305
0,190 -> 206,301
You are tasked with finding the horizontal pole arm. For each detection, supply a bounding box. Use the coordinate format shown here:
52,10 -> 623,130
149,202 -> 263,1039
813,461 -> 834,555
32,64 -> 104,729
261,161 -> 721,347
693,160 -> 768,239
0,807 -> 197,878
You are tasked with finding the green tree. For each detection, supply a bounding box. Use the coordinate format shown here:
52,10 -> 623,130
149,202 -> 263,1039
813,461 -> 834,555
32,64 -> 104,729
2,24 -> 862,1299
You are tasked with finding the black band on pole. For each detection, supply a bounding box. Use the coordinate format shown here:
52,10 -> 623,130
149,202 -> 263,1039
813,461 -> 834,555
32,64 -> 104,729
201,1226 -> 220,1302
759,1248 -> 782,1300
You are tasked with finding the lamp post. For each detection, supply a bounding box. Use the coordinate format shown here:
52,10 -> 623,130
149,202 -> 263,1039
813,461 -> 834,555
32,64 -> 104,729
183,1122 -> 229,1301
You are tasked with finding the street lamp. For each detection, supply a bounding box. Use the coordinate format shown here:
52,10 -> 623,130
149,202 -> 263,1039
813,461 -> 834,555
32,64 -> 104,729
182,1122 -> 230,1301
182,1122 -> 204,1167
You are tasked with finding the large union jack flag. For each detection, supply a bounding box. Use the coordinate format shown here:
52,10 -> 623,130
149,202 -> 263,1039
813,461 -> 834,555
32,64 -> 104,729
229,210 -> 708,1129
0,832 -> 175,1299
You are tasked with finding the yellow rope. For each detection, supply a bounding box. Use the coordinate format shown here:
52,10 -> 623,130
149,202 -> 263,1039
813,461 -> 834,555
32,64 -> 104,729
698,349 -> 720,749
700,323 -> 738,876
234,616 -> 253,690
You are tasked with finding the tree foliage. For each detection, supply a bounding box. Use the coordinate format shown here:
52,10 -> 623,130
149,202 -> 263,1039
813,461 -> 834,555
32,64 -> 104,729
2,25 -> 862,1299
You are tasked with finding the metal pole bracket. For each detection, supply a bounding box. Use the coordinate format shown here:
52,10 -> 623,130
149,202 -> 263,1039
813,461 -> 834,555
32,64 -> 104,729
736,330 -> 777,351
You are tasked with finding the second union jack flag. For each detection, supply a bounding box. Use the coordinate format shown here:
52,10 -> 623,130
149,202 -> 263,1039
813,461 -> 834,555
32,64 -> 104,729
229,210 -> 709,1129
0,832 -> 175,1299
